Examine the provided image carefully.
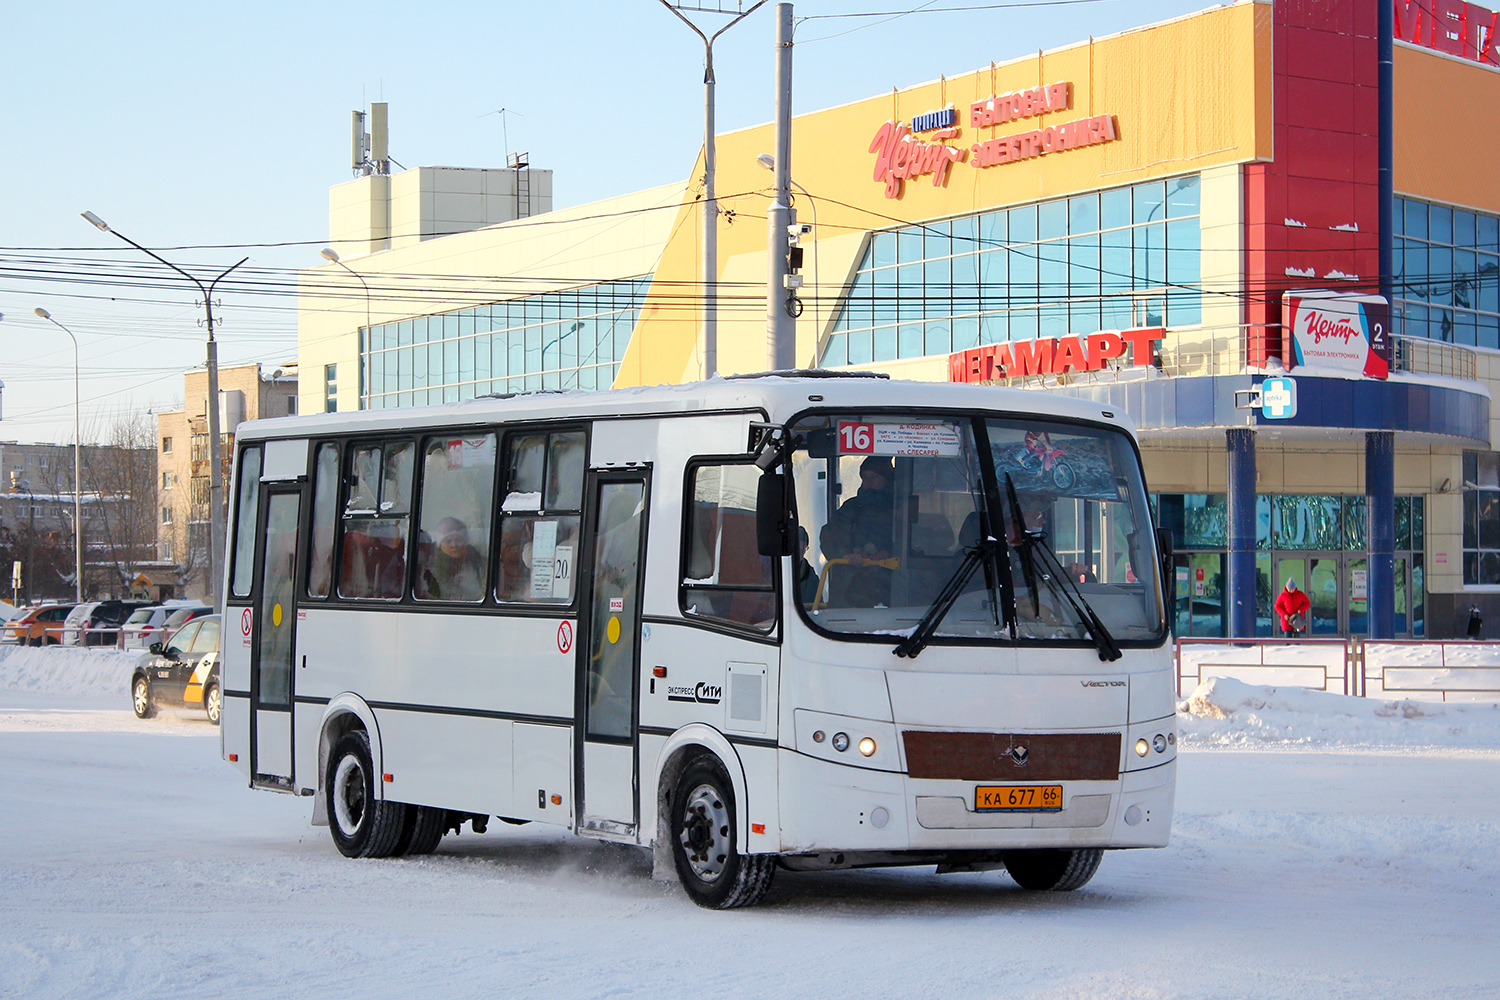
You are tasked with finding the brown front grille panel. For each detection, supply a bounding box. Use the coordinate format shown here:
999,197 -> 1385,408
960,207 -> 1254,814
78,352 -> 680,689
902,731 -> 1121,781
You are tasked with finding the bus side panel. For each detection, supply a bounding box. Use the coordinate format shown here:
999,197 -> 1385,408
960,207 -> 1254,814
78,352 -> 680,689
294,609 -> 572,821
512,723 -> 573,824
378,711 -> 514,817
735,743 -> 781,856
222,604 -> 252,777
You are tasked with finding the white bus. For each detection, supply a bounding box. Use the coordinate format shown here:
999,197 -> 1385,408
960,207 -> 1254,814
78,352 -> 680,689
221,374 -> 1176,908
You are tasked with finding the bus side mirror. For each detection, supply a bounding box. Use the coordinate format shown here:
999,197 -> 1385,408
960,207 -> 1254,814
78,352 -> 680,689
1155,526 -> 1175,612
757,473 -> 794,557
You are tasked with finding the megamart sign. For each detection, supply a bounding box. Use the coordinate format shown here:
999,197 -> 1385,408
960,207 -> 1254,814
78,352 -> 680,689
1282,292 -> 1391,379
1396,0 -> 1500,65
948,328 -> 1163,383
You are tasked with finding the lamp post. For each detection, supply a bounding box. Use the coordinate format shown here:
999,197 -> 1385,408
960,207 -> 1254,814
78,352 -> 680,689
757,152 -> 819,366
660,0 -> 768,378
30,308 -> 83,604
320,248 -> 372,411
81,211 -> 246,611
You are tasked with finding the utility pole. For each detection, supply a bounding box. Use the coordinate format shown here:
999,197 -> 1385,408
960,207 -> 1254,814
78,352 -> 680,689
766,2 -> 798,371
661,0 -> 767,379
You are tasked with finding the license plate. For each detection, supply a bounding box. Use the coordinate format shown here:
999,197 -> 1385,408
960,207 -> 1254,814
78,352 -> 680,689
975,785 -> 1063,812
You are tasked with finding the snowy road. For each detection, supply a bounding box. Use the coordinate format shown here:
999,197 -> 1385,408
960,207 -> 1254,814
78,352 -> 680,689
2,688 -> 1498,1000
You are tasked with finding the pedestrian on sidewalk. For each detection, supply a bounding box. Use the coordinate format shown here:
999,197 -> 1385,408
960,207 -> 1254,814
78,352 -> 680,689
1275,578 -> 1310,638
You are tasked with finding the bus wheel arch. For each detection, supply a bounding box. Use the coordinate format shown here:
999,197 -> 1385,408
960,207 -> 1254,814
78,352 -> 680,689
313,695 -> 384,828
649,727 -> 750,882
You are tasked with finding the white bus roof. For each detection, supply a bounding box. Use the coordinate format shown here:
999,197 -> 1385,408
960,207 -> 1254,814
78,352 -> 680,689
235,374 -> 1131,442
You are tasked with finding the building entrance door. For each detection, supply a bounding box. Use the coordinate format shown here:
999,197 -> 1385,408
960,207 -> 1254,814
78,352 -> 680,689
1274,554 -> 1342,636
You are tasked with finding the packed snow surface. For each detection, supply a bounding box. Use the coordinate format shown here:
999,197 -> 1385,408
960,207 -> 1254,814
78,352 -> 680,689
2,650 -> 1497,998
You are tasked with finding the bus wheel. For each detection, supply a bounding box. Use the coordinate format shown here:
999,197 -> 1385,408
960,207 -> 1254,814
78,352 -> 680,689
670,755 -> 775,909
395,805 -> 447,856
132,676 -> 155,719
327,731 -> 409,859
1001,848 -> 1103,891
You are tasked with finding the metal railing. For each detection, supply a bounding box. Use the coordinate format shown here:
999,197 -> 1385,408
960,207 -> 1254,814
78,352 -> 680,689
1391,334 -> 1478,380
1177,637 -> 1500,703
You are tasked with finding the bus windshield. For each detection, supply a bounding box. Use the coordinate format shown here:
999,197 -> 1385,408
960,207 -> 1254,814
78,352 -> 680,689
789,412 -> 1164,647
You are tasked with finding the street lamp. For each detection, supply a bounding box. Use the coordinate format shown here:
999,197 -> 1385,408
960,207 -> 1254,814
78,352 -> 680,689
757,152 -> 820,367
660,0 -> 768,378
30,308 -> 83,604
81,211 -> 246,611
320,248 -> 372,410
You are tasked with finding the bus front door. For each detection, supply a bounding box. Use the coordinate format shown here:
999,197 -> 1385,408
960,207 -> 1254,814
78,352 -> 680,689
575,474 -> 649,837
250,487 -> 302,789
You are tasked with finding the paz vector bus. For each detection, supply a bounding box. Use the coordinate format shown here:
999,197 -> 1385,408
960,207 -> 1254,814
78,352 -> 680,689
220,374 -> 1176,908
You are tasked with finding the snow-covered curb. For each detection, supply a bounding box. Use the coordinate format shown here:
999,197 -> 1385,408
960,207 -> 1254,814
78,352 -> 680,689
0,644 -> 150,697
1179,675 -> 1500,749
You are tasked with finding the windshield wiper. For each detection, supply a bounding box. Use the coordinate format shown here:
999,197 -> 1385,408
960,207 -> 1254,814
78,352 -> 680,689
1004,473 -> 1122,663
892,536 -> 1001,658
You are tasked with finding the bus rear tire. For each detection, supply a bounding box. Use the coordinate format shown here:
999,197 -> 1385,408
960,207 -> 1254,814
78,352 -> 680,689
396,805 -> 447,856
327,730 -> 409,859
670,755 -> 775,909
1001,848 -> 1103,891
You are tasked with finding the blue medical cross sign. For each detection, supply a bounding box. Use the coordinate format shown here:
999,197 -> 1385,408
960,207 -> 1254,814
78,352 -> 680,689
1260,377 -> 1297,419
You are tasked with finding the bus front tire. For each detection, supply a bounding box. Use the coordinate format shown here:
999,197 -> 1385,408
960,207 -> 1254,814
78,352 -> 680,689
1002,848 -> 1103,891
669,755 -> 775,909
327,730 -> 409,859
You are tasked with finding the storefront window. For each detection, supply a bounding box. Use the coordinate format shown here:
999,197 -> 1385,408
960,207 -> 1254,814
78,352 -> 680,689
825,175 -> 1204,365
1395,197 -> 1500,350
1462,450 -> 1500,584
360,276 -> 650,409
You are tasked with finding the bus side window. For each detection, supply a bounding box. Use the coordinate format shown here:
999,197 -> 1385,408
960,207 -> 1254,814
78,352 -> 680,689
337,440 -> 414,600
230,445 -> 262,599
496,430 -> 584,604
414,434 -> 497,603
306,443 -> 339,598
680,462 -> 776,632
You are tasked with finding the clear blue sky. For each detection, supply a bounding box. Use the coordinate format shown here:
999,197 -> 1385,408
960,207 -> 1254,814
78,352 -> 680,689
0,0 -> 1207,445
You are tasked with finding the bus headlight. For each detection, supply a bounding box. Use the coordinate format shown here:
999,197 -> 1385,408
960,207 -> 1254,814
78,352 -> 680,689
1135,738 -> 1150,757
858,737 -> 877,757
1152,734 -> 1167,754
832,732 -> 850,752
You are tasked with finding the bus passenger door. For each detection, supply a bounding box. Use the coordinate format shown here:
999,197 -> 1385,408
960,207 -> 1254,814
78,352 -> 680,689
575,473 -> 649,837
250,486 -> 302,789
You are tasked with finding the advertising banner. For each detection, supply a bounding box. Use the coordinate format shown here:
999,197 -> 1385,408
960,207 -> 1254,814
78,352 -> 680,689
1282,292 -> 1391,379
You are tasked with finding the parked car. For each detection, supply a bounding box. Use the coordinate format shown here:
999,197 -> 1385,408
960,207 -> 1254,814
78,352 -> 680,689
2,604 -> 78,646
131,615 -> 222,724
61,600 -> 155,647
117,603 -> 211,651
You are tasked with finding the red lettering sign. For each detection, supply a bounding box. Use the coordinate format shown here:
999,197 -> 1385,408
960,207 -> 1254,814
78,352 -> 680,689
948,328 -> 1163,384
1396,0 -> 1500,65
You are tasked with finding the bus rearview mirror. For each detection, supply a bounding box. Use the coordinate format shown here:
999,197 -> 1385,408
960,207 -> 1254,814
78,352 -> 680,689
757,473 -> 794,558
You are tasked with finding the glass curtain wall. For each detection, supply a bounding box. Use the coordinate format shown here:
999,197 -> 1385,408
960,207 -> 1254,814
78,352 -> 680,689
822,175 -> 1203,367
1394,197 -> 1500,348
1155,493 -> 1426,638
360,276 -> 651,409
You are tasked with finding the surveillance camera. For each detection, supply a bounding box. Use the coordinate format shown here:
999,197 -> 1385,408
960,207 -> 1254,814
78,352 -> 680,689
788,223 -> 812,236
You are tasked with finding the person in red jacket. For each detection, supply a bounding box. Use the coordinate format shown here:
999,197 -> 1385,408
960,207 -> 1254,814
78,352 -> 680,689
1274,578 -> 1310,637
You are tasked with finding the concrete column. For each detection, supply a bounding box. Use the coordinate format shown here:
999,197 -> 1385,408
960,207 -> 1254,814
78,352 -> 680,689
1367,431 -> 1395,638
1226,428 -> 1258,638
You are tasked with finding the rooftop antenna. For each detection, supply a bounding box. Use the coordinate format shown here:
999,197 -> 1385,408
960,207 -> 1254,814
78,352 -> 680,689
478,107 -> 524,162
351,102 -> 391,176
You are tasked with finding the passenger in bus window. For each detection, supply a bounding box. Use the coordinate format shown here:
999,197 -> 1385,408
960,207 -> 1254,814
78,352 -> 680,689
820,456 -> 897,606
417,517 -> 485,601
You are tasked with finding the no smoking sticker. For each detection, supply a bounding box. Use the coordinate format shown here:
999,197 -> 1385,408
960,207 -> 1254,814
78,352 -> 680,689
240,608 -> 253,647
557,620 -> 573,654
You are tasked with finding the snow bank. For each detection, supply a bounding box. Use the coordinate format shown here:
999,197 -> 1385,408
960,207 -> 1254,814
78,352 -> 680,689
0,645 -> 148,696
1179,675 -> 1500,749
